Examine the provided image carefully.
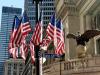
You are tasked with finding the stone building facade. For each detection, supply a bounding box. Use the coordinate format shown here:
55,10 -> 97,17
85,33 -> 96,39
4,58 -> 25,75
56,0 -> 100,60
43,0 -> 100,75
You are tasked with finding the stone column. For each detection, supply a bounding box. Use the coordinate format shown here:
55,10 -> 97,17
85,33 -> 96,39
80,15 -> 85,33
64,20 -> 70,61
85,14 -> 92,30
4,63 -> 8,75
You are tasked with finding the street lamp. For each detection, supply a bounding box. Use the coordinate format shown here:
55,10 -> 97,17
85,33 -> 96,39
32,0 -> 43,75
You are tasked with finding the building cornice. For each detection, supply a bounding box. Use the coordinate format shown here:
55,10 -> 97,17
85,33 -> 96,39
79,0 -> 100,16
76,0 -> 87,10
56,0 -> 78,19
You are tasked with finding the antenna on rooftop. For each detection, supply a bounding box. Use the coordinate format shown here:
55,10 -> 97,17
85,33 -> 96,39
11,5 -> 13,7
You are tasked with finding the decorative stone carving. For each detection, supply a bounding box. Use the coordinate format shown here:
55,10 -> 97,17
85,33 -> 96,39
76,45 -> 87,58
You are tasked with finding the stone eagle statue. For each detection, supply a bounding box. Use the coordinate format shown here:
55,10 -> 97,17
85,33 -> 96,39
66,30 -> 100,58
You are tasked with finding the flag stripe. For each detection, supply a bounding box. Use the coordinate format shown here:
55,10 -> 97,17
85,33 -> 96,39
20,41 -> 28,60
40,36 -> 51,50
21,22 -> 31,35
30,41 -> 35,64
46,15 -> 55,42
13,25 -> 21,46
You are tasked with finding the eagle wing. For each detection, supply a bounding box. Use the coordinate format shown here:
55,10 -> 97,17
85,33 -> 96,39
80,30 -> 100,42
66,33 -> 77,39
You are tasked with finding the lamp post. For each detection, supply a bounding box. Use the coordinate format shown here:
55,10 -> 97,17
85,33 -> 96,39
32,0 -> 42,75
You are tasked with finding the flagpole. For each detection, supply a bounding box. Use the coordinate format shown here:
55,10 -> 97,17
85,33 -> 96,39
32,0 -> 42,75
60,57 -> 61,75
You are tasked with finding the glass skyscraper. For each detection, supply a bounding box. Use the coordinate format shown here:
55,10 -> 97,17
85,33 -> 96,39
0,6 -> 22,75
24,0 -> 55,28
24,0 -> 55,43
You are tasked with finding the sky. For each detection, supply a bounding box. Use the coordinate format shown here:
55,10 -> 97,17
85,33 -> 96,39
0,0 -> 24,26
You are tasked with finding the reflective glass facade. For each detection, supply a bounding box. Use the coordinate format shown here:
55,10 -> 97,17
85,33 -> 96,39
0,6 -> 22,75
24,0 -> 55,43
25,0 -> 55,27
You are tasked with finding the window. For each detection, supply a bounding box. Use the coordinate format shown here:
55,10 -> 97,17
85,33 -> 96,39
91,14 -> 100,30
96,38 -> 100,54
8,64 -> 11,69
14,63 -> 17,69
13,71 -> 17,75
8,70 -> 11,75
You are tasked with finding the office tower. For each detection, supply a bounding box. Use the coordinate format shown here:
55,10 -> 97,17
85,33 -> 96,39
24,0 -> 55,29
0,6 -> 22,75
24,0 -> 55,44
4,58 -> 25,75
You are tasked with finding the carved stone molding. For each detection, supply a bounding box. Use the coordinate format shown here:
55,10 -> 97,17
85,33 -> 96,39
56,0 -> 78,19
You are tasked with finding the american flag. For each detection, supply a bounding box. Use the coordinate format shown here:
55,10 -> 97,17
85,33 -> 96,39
21,11 -> 31,35
19,12 -> 31,60
10,47 -> 18,59
20,37 -> 28,60
46,14 -> 58,48
31,11 -> 43,45
14,11 -> 31,46
46,14 -> 56,40
8,16 -> 20,58
55,20 -> 65,55
40,36 -> 51,50
14,25 -> 22,46
29,41 -> 35,64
